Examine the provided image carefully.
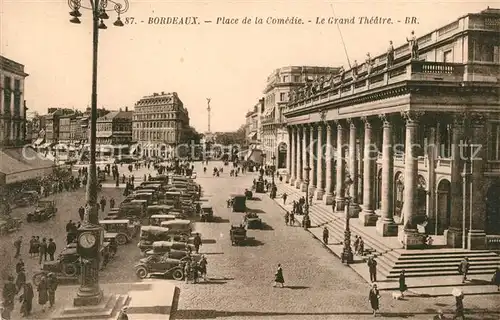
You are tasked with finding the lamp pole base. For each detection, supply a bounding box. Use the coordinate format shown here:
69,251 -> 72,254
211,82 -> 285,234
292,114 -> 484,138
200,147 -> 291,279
73,289 -> 103,307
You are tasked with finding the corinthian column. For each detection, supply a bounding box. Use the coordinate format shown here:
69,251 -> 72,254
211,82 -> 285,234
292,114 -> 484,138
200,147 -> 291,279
400,111 -> 424,249
376,114 -> 398,236
347,119 -> 360,217
295,126 -> 304,189
309,124 -> 316,194
300,125 -> 308,191
359,117 -> 378,226
290,126 -> 297,185
324,123 -> 334,205
335,120 -> 346,211
286,126 -> 292,183
316,123 -> 325,200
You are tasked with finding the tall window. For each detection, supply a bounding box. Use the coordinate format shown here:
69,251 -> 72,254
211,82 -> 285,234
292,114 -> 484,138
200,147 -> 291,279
443,50 -> 452,63
3,76 -> 11,114
280,92 -> 286,102
490,122 -> 500,160
471,39 -> 500,63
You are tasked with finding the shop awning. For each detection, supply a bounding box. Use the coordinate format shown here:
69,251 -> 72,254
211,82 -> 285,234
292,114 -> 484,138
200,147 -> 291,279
0,148 -> 56,184
33,138 -> 44,146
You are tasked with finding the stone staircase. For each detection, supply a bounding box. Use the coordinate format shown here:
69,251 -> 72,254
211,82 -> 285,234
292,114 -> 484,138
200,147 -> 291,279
275,181 -> 500,280
52,294 -> 130,319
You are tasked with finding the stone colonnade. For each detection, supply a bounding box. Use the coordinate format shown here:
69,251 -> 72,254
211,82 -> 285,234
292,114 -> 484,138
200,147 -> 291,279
285,111 -> 488,248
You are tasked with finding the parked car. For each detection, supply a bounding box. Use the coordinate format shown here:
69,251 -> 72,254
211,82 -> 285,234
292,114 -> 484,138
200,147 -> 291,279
134,254 -> 185,280
138,226 -> 191,253
100,219 -> 138,245
231,194 -> 246,212
230,225 -> 247,245
159,219 -> 193,236
27,200 -> 57,222
200,204 -> 214,222
13,191 -> 39,207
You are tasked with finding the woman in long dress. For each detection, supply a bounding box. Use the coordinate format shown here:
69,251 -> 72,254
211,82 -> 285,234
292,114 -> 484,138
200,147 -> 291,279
37,276 -> 48,312
273,264 -> 285,288
369,283 -> 381,316
399,270 -> 407,298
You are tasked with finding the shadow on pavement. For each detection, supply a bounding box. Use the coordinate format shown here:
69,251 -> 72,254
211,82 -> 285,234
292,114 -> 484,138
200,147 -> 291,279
259,223 -> 274,231
244,237 -> 264,246
285,285 -> 309,290
201,239 -> 217,244
210,217 -> 230,223
193,280 -> 227,285
248,197 -> 261,201
246,208 -> 265,214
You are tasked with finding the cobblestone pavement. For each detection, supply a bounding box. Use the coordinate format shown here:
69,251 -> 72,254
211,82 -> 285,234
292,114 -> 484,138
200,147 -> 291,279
2,161 -> 499,320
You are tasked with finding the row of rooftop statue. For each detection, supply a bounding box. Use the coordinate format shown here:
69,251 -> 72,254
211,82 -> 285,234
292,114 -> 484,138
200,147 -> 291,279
287,31 -> 419,103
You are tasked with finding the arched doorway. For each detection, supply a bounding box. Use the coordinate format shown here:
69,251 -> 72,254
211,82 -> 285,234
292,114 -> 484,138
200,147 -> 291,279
394,172 -> 404,223
435,179 -> 451,235
486,179 -> 500,235
277,142 -> 287,169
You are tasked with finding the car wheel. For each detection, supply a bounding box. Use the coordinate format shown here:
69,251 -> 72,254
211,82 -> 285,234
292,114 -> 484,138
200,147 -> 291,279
63,263 -> 78,277
135,266 -> 148,279
116,234 -> 128,245
172,268 -> 184,281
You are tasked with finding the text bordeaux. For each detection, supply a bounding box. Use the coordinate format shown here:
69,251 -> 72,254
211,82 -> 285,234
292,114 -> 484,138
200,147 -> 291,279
148,16 -> 200,25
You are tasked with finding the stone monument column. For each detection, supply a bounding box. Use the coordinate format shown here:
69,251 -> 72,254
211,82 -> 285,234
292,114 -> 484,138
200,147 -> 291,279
324,123 -> 334,205
316,123 -> 325,200
359,116 -> 377,226
400,111 -> 423,248
376,114 -> 398,236
335,121 -> 346,211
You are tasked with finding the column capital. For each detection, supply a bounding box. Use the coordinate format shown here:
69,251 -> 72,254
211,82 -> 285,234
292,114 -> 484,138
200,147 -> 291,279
317,123 -> 324,132
361,116 -> 373,129
401,111 -> 424,124
469,112 -> 487,127
346,118 -> 357,129
453,112 -> 467,126
378,114 -> 392,127
334,119 -> 345,129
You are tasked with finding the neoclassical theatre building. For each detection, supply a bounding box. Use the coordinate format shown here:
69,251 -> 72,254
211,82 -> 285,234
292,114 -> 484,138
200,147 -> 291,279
283,8 -> 500,250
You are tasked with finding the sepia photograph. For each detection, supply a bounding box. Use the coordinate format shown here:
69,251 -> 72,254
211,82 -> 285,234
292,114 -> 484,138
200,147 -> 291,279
0,0 -> 499,319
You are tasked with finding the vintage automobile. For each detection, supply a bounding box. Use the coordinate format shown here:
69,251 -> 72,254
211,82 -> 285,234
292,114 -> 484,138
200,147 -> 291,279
138,226 -> 191,253
147,205 -> 174,217
32,242 -> 111,285
230,225 -> 247,245
200,204 -> 214,222
160,219 -> 193,236
255,180 -> 265,193
100,219 -> 138,245
27,200 -> 57,222
134,254 -> 185,280
119,201 -> 147,218
149,214 -> 176,226
13,191 -> 40,207
244,189 -> 253,200
231,194 -> 247,212
144,241 -> 197,258
244,212 -> 262,229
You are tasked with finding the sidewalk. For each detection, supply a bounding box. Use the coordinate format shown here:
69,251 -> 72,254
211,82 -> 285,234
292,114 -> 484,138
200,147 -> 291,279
269,178 -> 500,297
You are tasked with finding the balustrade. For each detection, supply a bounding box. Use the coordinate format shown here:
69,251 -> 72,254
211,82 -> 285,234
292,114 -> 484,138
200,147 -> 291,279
486,235 -> 500,250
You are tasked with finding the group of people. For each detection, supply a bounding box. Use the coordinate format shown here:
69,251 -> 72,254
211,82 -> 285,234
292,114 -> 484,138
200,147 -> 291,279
183,255 -> 208,284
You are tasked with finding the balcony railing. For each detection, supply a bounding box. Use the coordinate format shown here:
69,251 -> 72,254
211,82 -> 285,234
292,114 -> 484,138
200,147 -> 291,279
286,60 -> 467,113
486,235 -> 500,251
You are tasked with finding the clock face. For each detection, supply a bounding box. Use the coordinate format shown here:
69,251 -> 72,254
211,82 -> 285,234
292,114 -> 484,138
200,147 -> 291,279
79,232 -> 96,248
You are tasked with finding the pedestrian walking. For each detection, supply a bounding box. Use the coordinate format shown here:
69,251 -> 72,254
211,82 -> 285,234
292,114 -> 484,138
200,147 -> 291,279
19,282 -> 34,317
118,307 -> 129,320
33,237 -> 40,257
199,255 -> 208,281
454,294 -> 465,319
39,238 -> 47,265
458,257 -> 470,283
37,276 -> 48,312
354,235 -> 360,254
358,237 -> 365,256
284,212 -> 289,226
2,276 -> 16,316
398,270 -> 407,298
13,236 -> 22,258
47,273 -> 58,308
184,262 -> 192,284
15,267 -> 26,294
100,196 -> 107,213
78,206 -> 85,221
368,283 -> 381,317
109,197 -> 115,209
289,212 -> 295,226
47,239 -> 56,261
323,227 -> 329,244
273,264 -> 285,288
15,259 -> 25,274
29,236 -> 36,257
282,193 -> 287,205
433,310 -> 447,320
492,267 -> 500,291
192,262 -> 199,284
367,256 -> 378,283
193,233 -> 202,254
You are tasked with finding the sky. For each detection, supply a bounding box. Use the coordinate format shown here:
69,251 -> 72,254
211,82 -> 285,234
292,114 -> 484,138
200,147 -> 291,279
1,0 -> 497,132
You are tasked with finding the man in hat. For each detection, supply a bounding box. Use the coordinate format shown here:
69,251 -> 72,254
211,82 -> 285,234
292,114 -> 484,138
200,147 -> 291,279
118,306 -> 129,320
47,273 -> 58,308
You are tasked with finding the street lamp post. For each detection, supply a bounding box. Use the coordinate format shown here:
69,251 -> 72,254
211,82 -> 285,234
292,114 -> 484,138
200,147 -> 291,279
67,0 -> 128,307
271,155 -> 276,185
261,153 -> 266,176
342,176 -> 354,264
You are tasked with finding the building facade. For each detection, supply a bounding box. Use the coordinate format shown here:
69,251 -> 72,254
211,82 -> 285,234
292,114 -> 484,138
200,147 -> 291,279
245,98 -> 264,146
284,8 -> 500,250
0,56 -> 29,147
96,108 -> 133,146
59,113 -> 77,144
133,92 -> 190,157
261,66 -> 341,169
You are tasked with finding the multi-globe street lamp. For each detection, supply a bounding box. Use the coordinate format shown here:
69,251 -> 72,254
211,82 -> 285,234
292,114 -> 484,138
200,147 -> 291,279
67,0 -> 129,306
341,176 -> 354,265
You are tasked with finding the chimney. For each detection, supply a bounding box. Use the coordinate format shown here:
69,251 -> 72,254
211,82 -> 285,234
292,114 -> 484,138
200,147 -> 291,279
125,106 -> 128,112
161,91 -> 164,95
